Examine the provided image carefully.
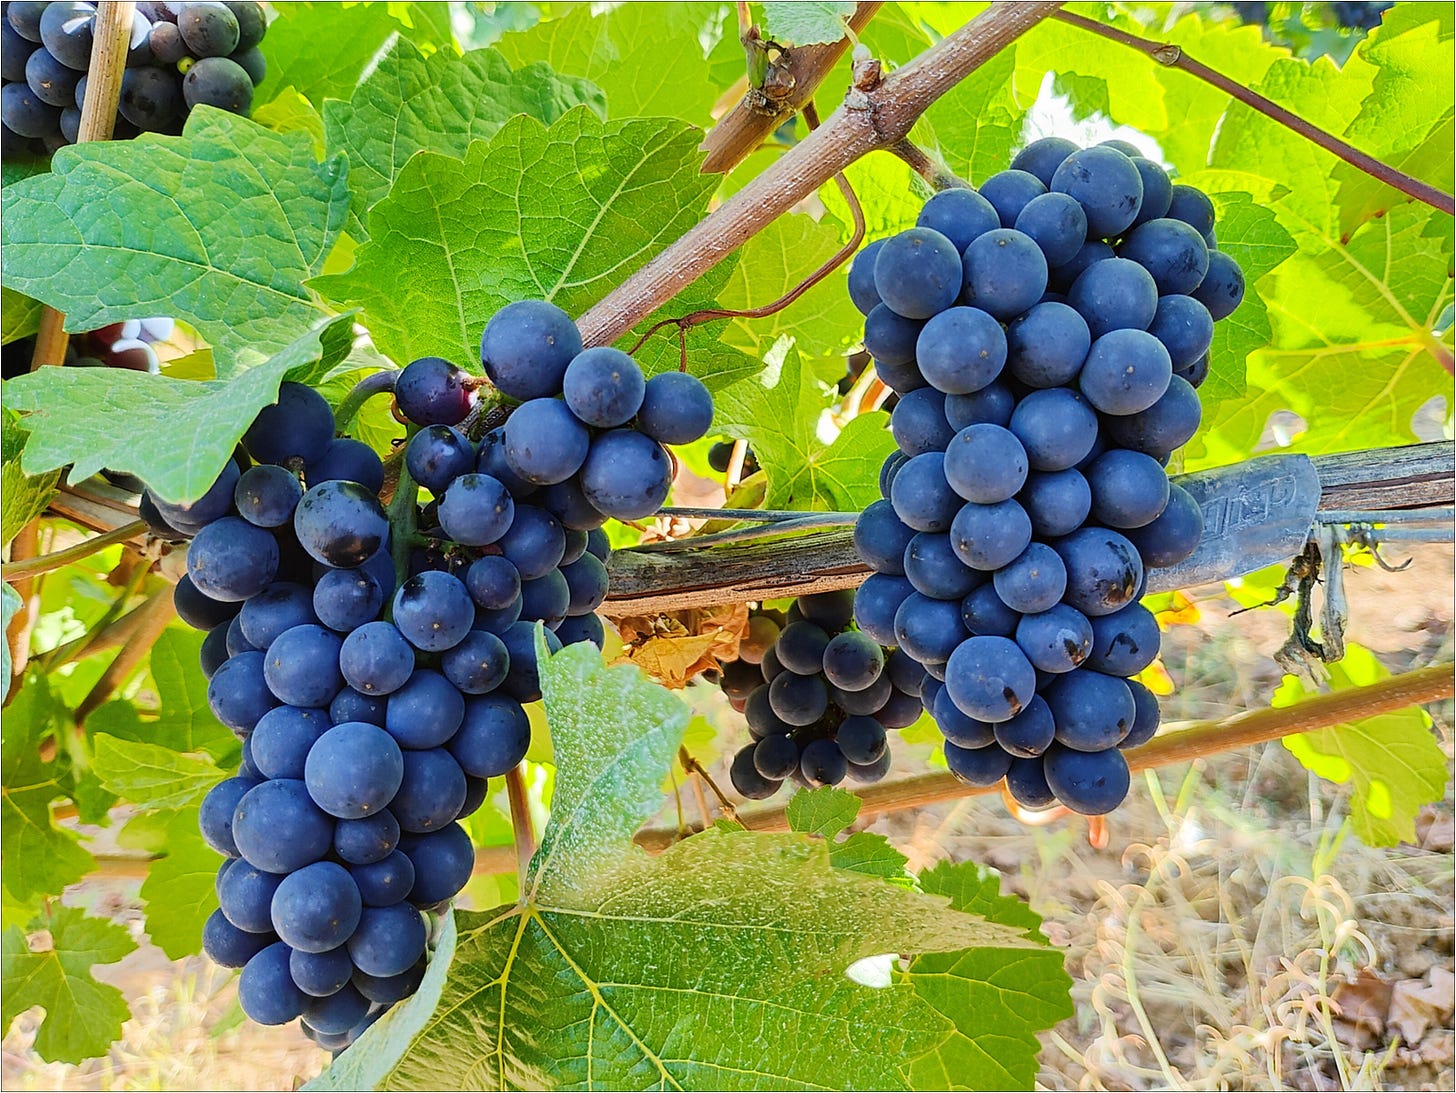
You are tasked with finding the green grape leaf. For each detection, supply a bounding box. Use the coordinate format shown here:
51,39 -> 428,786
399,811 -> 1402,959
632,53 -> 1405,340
1,287 -> 42,345
918,45 -> 1023,183
138,807 -> 224,960
0,109 -> 349,377
904,860 -> 1074,1091
830,832 -> 912,880
1276,645 -> 1447,846
1,904 -> 137,1064
715,338 -> 897,510
1,673 -> 94,902
1,155 -> 48,189
311,642 -> 1030,1091
496,3 -> 725,126
251,86 -> 326,158
2,313 -> 356,504
785,784 -> 861,838
323,38 -> 605,231
90,735 -> 226,813
254,1 -> 456,109
1,411 -> 60,547
312,109 -> 718,370
0,583 -> 19,703
760,1 -> 855,46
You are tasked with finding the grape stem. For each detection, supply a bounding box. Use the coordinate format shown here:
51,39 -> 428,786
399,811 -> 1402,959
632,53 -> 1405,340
332,368 -> 400,434
887,138 -> 968,191
679,745 -> 740,824
386,454 -> 420,595
1051,10 -> 1456,216
1,519 -> 148,581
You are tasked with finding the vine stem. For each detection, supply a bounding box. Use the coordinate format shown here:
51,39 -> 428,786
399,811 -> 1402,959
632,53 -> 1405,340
1,519 -> 147,581
575,2 -> 1064,348
633,662 -> 1454,848
1051,10 -> 1455,215
333,368 -> 399,434
888,138 -> 968,191
73,586 -> 175,725
504,764 -> 537,879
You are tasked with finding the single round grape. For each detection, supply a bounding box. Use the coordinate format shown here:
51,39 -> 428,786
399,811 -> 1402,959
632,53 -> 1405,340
1147,294 -> 1214,371
1005,301 -> 1091,390
886,648 -> 927,697
239,582 -> 316,649
768,670 -> 828,726
182,55 -> 252,112
117,63 -> 180,129
438,472 -> 515,548
498,505 -> 565,579
1049,240 -> 1116,294
1125,482 -> 1203,568
874,226 -> 963,319
890,452 -> 961,533
893,592 -> 967,665
309,436 -> 384,493
481,300 -> 582,401
239,943 -> 307,1026
232,465 -> 300,528
1005,755 -> 1057,808
289,946 -> 352,998
338,621 -> 414,697
224,614 -> 257,657
1055,527 -> 1144,617
821,631 -> 885,692
349,849 -> 414,908
25,46 -> 80,107
391,748 -> 467,834
1018,468 -> 1091,538
264,624 -> 343,708
186,517 -> 279,602
334,811 -> 400,867
1087,448 -> 1173,529
440,630 -> 510,695
1079,328 -> 1172,416
404,425 -> 474,494
1086,602 -> 1160,677
232,779 -> 333,874
743,684 -> 788,738
961,228 -> 1049,320
800,738 -> 849,788
944,381 -> 1016,430
773,620 -> 831,675
853,573 -> 914,646
202,909 -> 273,969
304,722 -> 404,820
313,567 -> 383,632
199,775 -> 258,857
498,620 -> 563,703
503,398 -> 590,486
304,983 -> 372,1038
916,186 -> 1001,252
270,861 -> 361,953
352,960 -> 426,1005
835,715 -> 888,765
1068,257 -> 1159,339
932,684 -> 995,748
915,306 -> 1007,395
863,303 -> 924,370
518,569 -> 569,627
944,740 -> 1013,787
1010,136 -> 1079,186
448,694 -> 529,778
1119,217 -> 1210,296
38,2 -> 93,71
1045,669 -> 1135,751
944,634 -> 1037,722
1014,604 -> 1093,674
730,746 -> 782,800
347,903 -> 427,978
980,169 -> 1047,227
200,621 -> 230,678
207,650 -> 276,732
392,570 -> 474,652
637,371 -> 713,445
1014,191 -> 1088,268
993,543 -> 1067,614
1166,184 -> 1215,237
559,527 -> 590,567
225,0 -> 266,50
397,822 -> 475,907
1122,678 -> 1161,747
249,705 -> 329,780
854,499 -> 915,575
384,668 -> 466,749
847,238 -> 887,314
1192,249 -> 1245,320
831,672 -> 892,717
561,347 -> 645,428
6,2 -> 48,43
1049,145 -> 1144,238
174,574 -> 240,631
294,481 -> 388,569
559,553 -> 607,617
904,531 -> 982,600
752,733 -> 799,780
846,750 -> 894,784
178,1 -> 239,55
578,429 -> 672,520
994,695 -> 1056,758
889,387 -> 953,456
244,382 -> 334,466
1007,388 -> 1099,472
950,498 -> 1031,572
1129,157 -> 1173,226
960,582 -> 1021,639
943,423 -> 1028,504
1043,743 -> 1130,815
464,555 -> 521,612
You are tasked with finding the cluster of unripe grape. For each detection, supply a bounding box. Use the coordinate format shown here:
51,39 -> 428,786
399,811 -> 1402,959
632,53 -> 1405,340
849,137 -> 1242,815
1,0 -> 266,156
716,592 -> 921,797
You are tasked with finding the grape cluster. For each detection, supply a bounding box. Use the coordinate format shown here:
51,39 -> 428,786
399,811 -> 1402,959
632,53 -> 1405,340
717,592 -> 919,798
849,138 -> 1244,816
1,0 -> 266,158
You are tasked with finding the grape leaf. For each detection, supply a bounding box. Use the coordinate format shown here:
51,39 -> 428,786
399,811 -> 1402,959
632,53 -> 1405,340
0,109 -> 349,377
714,337 -> 898,510
760,1 -> 855,46
904,860 -> 1074,1091
254,1 -> 456,109
1276,645 -> 1447,846
251,86 -> 326,158
1,313 -> 356,504
1,904 -> 136,1064
323,38 -> 605,231
311,642 -> 1031,1091
1,411 -> 60,547
0,583 -> 19,703
311,109 -> 719,370
1,288 -> 41,345
138,807 -> 224,960
1,673 -> 94,902
89,735 -> 226,812
495,3 -> 726,126
785,784 -> 861,838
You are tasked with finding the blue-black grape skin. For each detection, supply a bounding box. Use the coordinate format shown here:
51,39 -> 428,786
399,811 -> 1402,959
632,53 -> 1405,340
915,305 -> 1007,395
238,943 -> 307,1026
980,169 -> 1047,227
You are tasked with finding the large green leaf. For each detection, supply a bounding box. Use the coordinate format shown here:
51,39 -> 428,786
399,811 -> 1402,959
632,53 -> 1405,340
760,2 -> 854,46
786,786 -> 911,880
1,288 -> 41,345
312,109 -> 719,370
715,338 -> 897,510
904,861 -> 1075,1091
312,642 -> 1030,1091
0,110 -> 349,377
89,735 -> 226,812
139,807 -> 225,960
1,410 -> 60,547
1276,645 -> 1447,846
495,4 -> 727,126
1,313 -> 356,504
1,904 -> 136,1064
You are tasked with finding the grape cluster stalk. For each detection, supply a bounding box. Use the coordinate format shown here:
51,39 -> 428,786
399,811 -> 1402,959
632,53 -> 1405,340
717,592 -> 922,798
139,300 -> 711,1050
850,138 -> 1244,816
1,0 -> 267,157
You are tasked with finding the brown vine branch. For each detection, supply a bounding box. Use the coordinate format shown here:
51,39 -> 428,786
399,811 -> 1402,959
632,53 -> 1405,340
577,2 -> 1065,348
701,1 -> 885,175
73,585 -> 175,725
1,520 -> 146,581
635,661 -> 1454,848
1052,10 -> 1455,216
504,763 -> 537,879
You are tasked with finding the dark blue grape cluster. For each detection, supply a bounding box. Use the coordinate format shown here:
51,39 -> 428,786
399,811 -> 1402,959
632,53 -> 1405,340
719,592 -> 920,798
849,138 -> 1244,816
1,1 -> 266,158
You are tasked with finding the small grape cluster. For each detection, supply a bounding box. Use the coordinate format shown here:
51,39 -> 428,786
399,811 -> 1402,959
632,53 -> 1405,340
716,591 -> 922,798
849,138 -> 1245,816
1,0 -> 266,157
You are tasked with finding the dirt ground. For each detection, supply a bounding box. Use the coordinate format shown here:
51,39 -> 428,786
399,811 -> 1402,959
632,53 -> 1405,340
4,547 -> 1452,1092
